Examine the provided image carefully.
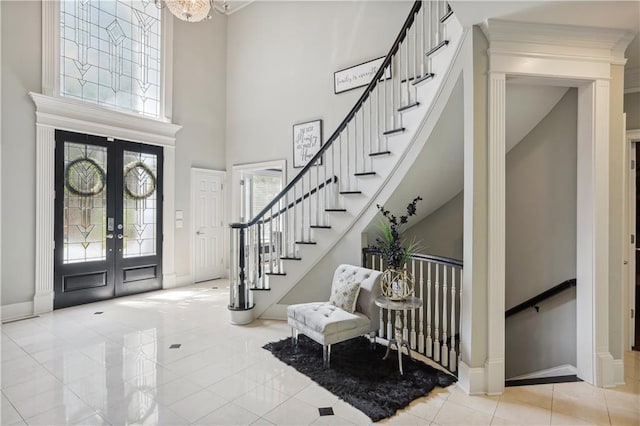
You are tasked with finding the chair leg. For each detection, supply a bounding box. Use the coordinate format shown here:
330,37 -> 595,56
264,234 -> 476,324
323,344 -> 331,368
369,332 -> 377,350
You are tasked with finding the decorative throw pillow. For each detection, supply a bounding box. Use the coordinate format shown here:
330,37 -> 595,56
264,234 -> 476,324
329,279 -> 361,313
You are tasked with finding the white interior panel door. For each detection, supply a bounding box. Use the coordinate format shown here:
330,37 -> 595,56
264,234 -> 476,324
192,169 -> 224,282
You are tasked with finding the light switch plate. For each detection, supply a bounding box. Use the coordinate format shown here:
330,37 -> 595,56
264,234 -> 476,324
176,219 -> 183,228
175,210 -> 183,220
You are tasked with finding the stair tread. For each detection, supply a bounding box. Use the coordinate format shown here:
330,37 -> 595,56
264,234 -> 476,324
296,241 -> 317,245
369,151 -> 391,157
412,73 -> 435,86
250,287 -> 271,291
440,6 -> 453,23
354,171 -> 376,177
383,128 -> 405,136
325,208 -> 347,212
426,40 -> 449,57
310,225 -> 331,229
398,102 -> 420,112
265,272 -> 286,276
340,191 -> 362,195
280,256 -> 302,260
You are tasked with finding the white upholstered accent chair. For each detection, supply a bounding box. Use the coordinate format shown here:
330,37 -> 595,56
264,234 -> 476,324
287,264 -> 382,367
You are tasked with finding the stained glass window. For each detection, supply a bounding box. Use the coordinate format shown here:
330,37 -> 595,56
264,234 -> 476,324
123,150 -> 158,258
60,0 -> 162,117
64,142 -> 108,264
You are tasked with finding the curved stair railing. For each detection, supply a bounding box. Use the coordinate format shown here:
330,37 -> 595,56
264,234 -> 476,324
229,0 -> 455,317
363,247 -> 463,374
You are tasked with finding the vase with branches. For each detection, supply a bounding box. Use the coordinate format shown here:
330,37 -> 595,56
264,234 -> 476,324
372,196 -> 422,300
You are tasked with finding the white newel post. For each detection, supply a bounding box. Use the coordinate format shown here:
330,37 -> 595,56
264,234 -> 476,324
486,72 -> 506,395
33,125 -> 56,314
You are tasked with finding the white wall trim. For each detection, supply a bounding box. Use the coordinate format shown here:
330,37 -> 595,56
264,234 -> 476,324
627,129 -> 640,351
29,93 -> 181,313
1,302 -> 35,322
481,19 -> 630,392
612,359 -> 625,385
486,71 -> 506,395
457,361 -> 486,395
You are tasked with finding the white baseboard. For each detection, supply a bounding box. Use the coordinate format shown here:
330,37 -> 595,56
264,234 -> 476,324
457,361 -> 486,395
1,301 -> 34,322
508,364 -> 577,381
612,359 -> 625,385
259,304 -> 288,320
174,274 -> 194,287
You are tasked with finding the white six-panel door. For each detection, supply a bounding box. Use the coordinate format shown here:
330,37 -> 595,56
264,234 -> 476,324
191,168 -> 225,282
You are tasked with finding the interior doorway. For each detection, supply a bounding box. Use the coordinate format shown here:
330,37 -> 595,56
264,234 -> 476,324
231,160 -> 286,223
54,130 -> 163,309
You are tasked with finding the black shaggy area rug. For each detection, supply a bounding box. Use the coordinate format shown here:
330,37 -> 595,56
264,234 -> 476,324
263,335 -> 456,422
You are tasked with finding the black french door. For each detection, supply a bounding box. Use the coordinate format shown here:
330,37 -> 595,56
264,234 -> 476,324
54,130 -> 163,309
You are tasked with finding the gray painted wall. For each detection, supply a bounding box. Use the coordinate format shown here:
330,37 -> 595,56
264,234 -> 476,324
404,192 -> 464,261
1,1 -> 41,305
173,15 -> 227,279
505,88 -> 578,378
225,1 -> 412,179
626,92 -> 640,130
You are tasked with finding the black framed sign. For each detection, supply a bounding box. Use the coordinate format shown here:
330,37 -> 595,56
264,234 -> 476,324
293,119 -> 323,168
334,56 -> 392,94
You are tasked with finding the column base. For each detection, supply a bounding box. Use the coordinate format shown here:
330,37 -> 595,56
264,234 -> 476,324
457,361 -> 487,395
33,291 -> 53,314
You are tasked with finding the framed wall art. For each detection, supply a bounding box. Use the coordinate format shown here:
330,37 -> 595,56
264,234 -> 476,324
293,119 -> 323,168
334,57 -> 392,94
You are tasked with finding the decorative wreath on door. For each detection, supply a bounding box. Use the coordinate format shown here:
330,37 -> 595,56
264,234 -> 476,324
64,157 -> 106,196
123,161 -> 157,200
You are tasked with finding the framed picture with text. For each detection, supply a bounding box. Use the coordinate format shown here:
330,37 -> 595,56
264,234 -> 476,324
293,119 -> 323,168
334,57 -> 392,94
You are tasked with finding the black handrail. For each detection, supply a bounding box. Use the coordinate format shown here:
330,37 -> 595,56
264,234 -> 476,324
232,0 -> 423,229
505,279 -> 576,318
362,247 -> 463,269
258,176 -> 338,224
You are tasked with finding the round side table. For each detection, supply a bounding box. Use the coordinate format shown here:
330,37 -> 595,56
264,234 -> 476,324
374,295 -> 423,375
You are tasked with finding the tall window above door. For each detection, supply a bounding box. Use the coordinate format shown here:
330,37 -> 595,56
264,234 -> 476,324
60,0 -> 162,117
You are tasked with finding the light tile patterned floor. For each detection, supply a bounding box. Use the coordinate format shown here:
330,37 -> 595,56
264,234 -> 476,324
1,281 -> 639,425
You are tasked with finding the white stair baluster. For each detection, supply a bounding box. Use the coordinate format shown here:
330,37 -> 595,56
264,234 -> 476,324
450,266 -> 457,372
410,259 -> 417,349
418,260 -> 425,354
442,265 -> 449,367
434,263 -> 440,362
426,261 -> 432,357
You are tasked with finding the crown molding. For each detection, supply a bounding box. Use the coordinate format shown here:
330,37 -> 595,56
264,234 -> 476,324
480,19 -> 635,66
30,93 -> 182,147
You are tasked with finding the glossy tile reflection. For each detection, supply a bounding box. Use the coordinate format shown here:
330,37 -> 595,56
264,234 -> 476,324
2,281 -> 640,425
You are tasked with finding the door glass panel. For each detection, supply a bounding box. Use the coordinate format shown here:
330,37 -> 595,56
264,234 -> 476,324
63,142 -> 108,264
123,150 -> 158,258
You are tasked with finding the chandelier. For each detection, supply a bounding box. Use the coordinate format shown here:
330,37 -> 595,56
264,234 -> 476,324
154,0 -> 215,22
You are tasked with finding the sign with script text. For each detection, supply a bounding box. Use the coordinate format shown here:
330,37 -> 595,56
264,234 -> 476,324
334,57 -> 392,94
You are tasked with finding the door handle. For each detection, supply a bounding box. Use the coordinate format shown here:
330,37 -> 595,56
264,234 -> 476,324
117,234 -> 124,239
196,231 -> 204,235
106,233 -> 114,239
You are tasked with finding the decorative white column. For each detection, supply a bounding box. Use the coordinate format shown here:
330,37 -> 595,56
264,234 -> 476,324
33,125 -> 56,313
486,71 -> 506,395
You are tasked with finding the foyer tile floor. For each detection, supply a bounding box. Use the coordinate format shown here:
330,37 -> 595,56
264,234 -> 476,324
1,281 -> 639,426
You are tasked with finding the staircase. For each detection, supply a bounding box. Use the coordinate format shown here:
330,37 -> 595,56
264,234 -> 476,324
228,0 -> 467,325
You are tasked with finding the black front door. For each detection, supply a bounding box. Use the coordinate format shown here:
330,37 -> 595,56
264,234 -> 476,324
54,130 -> 163,309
